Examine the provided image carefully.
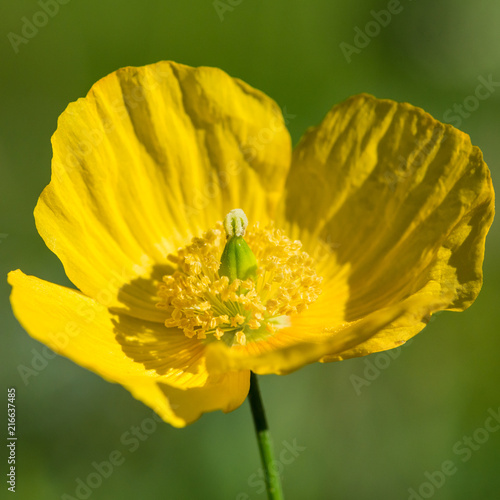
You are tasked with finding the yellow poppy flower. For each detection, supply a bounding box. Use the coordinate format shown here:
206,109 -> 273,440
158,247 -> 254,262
8,61 -> 494,428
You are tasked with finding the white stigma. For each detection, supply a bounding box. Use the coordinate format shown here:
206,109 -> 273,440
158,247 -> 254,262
224,209 -> 248,237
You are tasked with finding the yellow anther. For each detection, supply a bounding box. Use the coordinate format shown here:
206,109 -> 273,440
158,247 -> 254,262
230,314 -> 246,327
248,319 -> 261,330
266,322 -> 277,333
235,331 -> 247,346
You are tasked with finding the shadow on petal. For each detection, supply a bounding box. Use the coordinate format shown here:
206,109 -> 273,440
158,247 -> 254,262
111,264 -> 208,384
111,262 -> 175,321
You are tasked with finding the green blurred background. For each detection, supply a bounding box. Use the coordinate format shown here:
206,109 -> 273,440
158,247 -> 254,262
1,1 -> 499,499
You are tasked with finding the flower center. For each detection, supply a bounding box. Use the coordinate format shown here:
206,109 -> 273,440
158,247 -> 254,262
157,213 -> 322,346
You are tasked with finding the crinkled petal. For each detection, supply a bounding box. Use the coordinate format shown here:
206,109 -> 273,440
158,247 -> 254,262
8,270 -> 250,426
277,93 -> 494,360
207,294 -> 447,375
36,61 -> 291,321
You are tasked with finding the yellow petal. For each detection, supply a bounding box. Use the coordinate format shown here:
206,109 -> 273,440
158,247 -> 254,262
146,371 -> 250,428
36,61 -> 291,320
279,93 -> 494,360
8,270 -> 249,426
207,294 -> 447,375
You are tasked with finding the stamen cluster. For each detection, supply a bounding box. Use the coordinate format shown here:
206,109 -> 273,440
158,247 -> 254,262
157,222 -> 322,346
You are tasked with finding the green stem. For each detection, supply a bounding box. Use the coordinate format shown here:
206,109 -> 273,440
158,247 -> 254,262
248,372 -> 284,500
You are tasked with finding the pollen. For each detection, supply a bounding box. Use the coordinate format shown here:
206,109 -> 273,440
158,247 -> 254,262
157,221 -> 322,346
